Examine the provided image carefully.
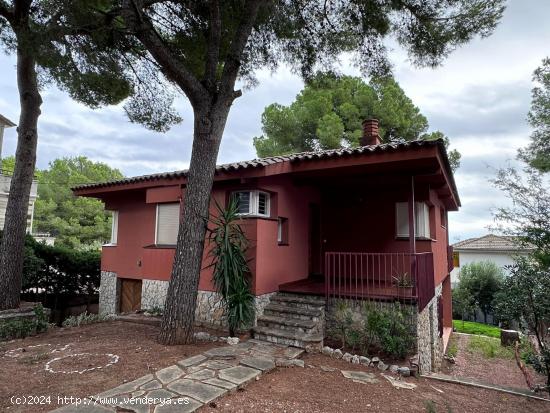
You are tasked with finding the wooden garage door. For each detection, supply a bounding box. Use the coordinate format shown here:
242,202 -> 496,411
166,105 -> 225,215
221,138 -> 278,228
120,279 -> 142,313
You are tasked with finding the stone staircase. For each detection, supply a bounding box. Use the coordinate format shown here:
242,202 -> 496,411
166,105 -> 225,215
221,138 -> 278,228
252,292 -> 325,349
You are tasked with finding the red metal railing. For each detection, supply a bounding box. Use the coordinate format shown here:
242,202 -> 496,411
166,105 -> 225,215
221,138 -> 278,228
325,252 -> 435,311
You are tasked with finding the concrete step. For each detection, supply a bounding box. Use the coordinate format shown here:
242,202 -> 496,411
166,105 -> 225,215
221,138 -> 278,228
270,294 -> 325,310
263,303 -> 322,321
257,314 -> 317,333
252,325 -> 323,349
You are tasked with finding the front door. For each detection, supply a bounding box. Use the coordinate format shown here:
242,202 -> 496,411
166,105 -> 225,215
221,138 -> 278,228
308,203 -> 322,276
120,279 -> 142,313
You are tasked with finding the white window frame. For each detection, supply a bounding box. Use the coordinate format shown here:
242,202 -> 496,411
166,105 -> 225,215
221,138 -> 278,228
396,202 -> 430,239
155,203 -> 180,245
277,218 -> 283,243
232,190 -> 270,217
109,210 -> 118,245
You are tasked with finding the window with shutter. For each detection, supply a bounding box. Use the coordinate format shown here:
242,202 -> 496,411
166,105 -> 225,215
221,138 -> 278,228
277,217 -> 289,244
232,190 -> 270,217
395,202 -> 430,239
396,202 -> 409,238
415,202 -> 430,238
110,211 -> 118,245
156,203 -> 180,245
234,191 -> 252,214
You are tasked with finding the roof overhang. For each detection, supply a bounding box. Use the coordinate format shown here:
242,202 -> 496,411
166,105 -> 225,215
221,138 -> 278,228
0,114 -> 16,128
74,139 -> 460,210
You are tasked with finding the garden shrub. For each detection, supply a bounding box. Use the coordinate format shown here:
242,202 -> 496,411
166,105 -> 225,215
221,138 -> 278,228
0,304 -> 49,341
329,301 -> 415,358
208,199 -> 255,336
0,231 -> 101,310
62,311 -> 114,328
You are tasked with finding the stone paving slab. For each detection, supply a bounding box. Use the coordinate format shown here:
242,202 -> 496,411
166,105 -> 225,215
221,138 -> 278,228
177,354 -> 207,368
341,370 -> 379,384
185,368 -> 216,380
202,377 -> 238,390
50,339 -> 303,413
218,365 -> 261,385
239,355 -> 276,372
156,365 -> 185,384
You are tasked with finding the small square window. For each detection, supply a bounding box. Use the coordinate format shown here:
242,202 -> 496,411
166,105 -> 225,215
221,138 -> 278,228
234,191 -> 252,214
232,190 -> 270,217
110,210 -> 119,245
277,217 -> 289,245
395,202 -> 430,239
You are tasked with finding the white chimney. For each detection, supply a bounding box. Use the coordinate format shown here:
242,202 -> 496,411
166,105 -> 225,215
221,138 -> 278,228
0,114 -> 16,171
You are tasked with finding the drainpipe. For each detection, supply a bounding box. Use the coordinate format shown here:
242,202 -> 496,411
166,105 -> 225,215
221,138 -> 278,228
0,125 -> 4,170
408,176 -> 417,285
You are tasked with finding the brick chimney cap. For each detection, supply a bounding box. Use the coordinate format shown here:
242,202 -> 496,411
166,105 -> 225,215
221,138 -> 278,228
362,118 -> 379,125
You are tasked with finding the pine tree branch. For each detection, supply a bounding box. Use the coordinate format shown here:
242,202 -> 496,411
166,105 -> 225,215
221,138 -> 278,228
203,0 -> 221,93
218,0 -> 262,100
121,0 -> 206,107
0,0 -> 13,24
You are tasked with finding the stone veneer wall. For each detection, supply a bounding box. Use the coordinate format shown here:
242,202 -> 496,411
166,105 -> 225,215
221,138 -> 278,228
416,283 -> 443,374
99,271 -> 120,315
98,272 -> 275,329
141,279 -> 169,310
194,290 -> 277,329
325,299 -> 418,342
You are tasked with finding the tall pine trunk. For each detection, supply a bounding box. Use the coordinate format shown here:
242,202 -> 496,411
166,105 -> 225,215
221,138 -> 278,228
158,102 -> 231,344
0,39 -> 42,310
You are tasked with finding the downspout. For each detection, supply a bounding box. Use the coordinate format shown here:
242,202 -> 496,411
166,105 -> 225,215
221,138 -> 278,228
0,125 -> 4,169
409,176 -> 416,258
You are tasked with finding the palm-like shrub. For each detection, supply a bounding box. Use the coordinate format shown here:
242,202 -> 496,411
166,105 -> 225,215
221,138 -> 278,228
208,199 -> 254,336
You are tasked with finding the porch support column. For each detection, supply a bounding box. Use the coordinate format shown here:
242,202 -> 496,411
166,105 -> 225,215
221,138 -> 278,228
408,176 -> 417,282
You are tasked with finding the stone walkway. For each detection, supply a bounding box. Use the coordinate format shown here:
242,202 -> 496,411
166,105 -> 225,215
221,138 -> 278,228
51,339 -> 303,413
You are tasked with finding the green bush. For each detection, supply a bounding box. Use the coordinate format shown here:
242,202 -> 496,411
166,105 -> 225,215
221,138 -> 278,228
329,301 -> 415,359
0,304 -> 49,341
208,199 -> 255,336
62,312 -> 114,327
0,231 -> 101,309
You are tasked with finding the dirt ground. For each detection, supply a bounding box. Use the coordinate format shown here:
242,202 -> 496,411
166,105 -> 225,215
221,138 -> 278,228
201,353 -> 550,413
441,332 -> 547,390
0,321 -> 221,413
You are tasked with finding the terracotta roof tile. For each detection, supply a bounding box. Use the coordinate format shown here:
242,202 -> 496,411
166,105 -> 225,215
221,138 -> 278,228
74,139 -> 452,192
452,234 -> 532,251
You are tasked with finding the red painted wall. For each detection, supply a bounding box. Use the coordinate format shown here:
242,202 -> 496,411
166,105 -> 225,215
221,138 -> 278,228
252,176 -> 320,295
100,178 -> 450,296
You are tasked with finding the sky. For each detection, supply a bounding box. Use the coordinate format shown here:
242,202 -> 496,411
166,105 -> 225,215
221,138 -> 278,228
0,0 -> 548,243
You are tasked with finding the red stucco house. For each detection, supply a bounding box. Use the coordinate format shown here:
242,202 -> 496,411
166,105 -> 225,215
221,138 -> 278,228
74,119 -> 458,373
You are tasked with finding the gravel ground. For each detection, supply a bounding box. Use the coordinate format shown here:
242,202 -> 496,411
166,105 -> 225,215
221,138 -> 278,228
442,333 -> 547,390
201,353 -> 550,413
0,321 -> 221,413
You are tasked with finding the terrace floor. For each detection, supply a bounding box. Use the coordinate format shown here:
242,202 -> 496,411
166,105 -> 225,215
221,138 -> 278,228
279,277 -> 417,303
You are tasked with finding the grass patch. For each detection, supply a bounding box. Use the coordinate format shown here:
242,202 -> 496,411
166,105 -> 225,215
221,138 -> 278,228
446,334 -> 458,358
453,320 -> 501,338
467,335 -> 514,359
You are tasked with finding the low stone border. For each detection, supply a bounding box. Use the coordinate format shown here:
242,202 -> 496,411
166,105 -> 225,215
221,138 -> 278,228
45,353 -> 120,374
423,372 -> 550,402
4,343 -> 71,359
320,345 -> 412,377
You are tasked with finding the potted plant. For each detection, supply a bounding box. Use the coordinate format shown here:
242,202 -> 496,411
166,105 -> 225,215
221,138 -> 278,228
392,272 -> 415,296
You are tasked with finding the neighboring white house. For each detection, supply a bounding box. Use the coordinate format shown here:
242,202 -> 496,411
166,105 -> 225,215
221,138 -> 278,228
450,234 -> 532,286
0,114 -> 38,233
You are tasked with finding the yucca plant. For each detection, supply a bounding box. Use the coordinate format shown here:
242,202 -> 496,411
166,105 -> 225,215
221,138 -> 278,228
208,199 -> 254,336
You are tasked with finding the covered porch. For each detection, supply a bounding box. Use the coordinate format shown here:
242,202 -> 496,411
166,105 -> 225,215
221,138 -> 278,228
273,145 -> 456,311
280,251 -> 435,309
